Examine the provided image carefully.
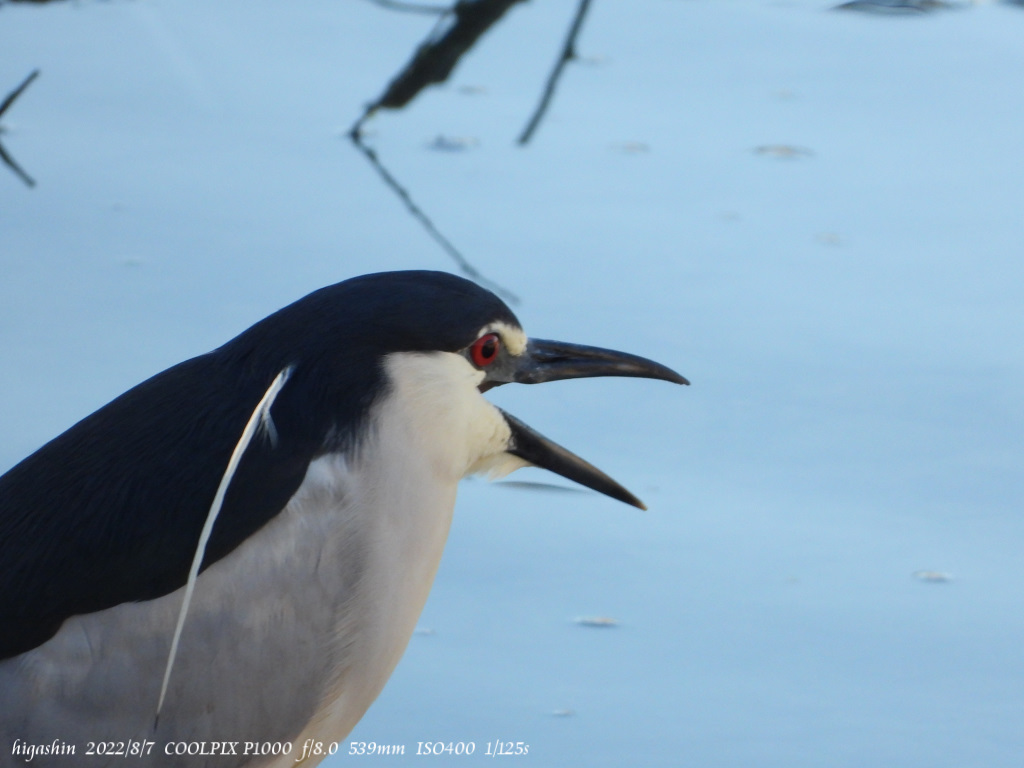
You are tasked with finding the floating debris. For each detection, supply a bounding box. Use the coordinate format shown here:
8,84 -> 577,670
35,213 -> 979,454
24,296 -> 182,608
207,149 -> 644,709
457,85 -> 487,96
815,232 -> 843,247
427,134 -> 480,152
551,708 -> 576,718
834,0 -> 952,12
610,141 -> 651,155
413,626 -> 436,636
913,570 -> 952,583
754,144 -> 814,160
574,616 -> 619,628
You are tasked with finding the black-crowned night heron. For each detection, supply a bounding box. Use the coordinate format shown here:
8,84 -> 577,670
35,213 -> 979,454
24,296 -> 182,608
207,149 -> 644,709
0,271 -> 686,766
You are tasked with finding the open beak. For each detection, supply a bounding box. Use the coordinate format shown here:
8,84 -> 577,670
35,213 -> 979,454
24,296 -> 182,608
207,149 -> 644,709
502,339 -> 688,510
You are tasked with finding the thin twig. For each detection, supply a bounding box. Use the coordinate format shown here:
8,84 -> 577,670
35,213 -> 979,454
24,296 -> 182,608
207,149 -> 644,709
0,69 -> 39,120
517,0 -> 593,146
0,141 -> 35,187
0,70 -> 40,188
349,130 -> 519,304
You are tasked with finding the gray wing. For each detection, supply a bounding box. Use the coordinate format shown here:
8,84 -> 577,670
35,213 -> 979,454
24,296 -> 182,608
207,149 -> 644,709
0,448 -> 369,768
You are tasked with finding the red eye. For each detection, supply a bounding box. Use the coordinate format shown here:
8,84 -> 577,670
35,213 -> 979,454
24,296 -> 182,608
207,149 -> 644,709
470,333 -> 501,367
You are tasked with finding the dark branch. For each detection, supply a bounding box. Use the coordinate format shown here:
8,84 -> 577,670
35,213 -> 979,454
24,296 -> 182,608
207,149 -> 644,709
0,70 -> 40,188
348,130 -> 519,304
517,0 -> 592,146
0,140 -> 35,188
0,69 -> 39,121
353,0 -> 526,136
348,0 -> 526,300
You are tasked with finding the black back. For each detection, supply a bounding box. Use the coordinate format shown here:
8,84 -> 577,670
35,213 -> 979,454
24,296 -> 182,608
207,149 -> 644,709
0,271 -> 519,660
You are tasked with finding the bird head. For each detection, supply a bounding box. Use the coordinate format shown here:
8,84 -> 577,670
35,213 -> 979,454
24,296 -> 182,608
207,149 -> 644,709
250,271 -> 687,509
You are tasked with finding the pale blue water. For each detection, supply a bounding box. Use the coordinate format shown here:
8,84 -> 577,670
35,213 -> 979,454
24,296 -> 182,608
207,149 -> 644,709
3,1 -> 1023,765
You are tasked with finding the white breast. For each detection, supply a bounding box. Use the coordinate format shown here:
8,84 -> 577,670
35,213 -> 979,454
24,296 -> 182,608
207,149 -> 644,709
282,350 -> 523,755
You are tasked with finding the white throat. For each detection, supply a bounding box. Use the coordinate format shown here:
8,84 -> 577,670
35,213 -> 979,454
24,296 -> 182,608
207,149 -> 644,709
379,350 -> 528,481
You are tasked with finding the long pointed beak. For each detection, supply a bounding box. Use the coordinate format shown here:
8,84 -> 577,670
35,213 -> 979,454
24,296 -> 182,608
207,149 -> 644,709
502,411 -> 648,509
514,339 -> 689,386
499,339 -> 687,509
